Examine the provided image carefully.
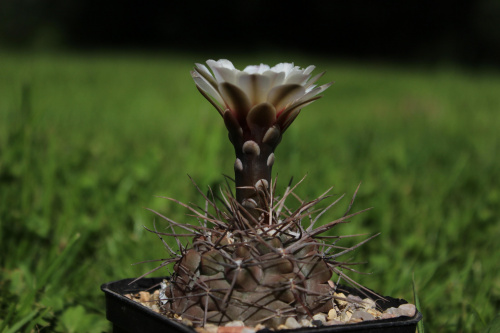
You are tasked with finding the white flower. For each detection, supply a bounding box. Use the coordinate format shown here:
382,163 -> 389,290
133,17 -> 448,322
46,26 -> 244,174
191,59 -> 331,134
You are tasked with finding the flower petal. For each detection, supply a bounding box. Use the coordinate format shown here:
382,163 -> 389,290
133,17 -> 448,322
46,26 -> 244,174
224,109 -> 243,143
243,64 -> 270,74
264,70 -> 286,89
282,65 -> 302,79
192,60 -> 329,133
304,71 -> 325,90
217,59 -> 236,69
271,63 -> 295,75
195,84 -> 225,116
195,63 -> 215,82
293,82 -> 333,106
281,109 -> 301,132
283,72 -> 310,85
207,59 -> 236,70
191,70 -> 225,106
267,84 -> 306,112
246,102 -> 277,131
219,82 -> 252,120
194,65 -> 219,92
207,59 -> 238,83
303,65 -> 316,75
213,66 -> 238,84
238,73 -> 271,105
277,96 -> 322,131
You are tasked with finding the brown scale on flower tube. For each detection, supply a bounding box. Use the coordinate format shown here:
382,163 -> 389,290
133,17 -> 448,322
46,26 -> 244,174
263,126 -> 281,145
234,158 -> 243,172
242,140 -> 260,156
254,179 -> 269,191
242,198 -> 258,209
267,153 -> 275,167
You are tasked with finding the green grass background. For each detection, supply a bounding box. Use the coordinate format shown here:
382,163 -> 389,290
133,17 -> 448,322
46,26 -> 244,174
1,52 -> 499,332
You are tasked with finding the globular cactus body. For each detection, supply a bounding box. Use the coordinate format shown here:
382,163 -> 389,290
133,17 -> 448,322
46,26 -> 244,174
150,179 -> 373,328
163,217 -> 333,327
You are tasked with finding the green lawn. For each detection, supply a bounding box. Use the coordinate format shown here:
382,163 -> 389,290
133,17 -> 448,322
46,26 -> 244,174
1,52 -> 499,332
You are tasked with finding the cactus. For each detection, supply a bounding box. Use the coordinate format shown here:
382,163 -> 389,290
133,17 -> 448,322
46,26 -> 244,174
143,60 -> 375,329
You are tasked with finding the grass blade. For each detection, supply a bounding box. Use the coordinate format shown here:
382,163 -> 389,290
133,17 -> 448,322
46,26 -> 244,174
413,273 -> 424,333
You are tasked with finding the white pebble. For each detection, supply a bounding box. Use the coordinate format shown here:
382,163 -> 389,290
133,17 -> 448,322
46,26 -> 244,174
312,313 -> 327,324
367,308 -> 382,317
380,313 -> 396,319
362,298 -> 376,309
340,309 -> 353,322
299,319 -> 312,327
224,320 -> 245,327
398,303 -> 416,317
328,308 -> 338,320
351,310 -> 375,321
285,317 -> 301,329
335,292 -> 348,308
386,307 -> 400,315
203,324 -> 218,333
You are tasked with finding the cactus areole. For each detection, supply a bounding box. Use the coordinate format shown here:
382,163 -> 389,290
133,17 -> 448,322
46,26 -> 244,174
192,60 -> 332,211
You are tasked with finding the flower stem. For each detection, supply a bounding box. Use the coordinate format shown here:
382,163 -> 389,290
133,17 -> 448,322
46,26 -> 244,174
234,143 -> 274,209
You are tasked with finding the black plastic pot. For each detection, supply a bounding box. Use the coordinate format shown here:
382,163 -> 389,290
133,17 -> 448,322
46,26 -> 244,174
102,277 -> 422,333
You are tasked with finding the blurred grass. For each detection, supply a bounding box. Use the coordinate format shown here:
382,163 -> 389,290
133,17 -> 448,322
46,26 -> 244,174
0,52 -> 499,332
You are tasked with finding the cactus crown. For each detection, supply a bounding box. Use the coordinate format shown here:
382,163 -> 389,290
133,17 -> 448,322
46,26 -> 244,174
140,60 -> 375,329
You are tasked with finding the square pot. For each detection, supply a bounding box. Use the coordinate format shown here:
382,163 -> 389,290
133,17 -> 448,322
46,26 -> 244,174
102,277 -> 422,333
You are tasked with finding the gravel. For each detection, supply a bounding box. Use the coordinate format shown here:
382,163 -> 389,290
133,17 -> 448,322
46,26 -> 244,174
126,289 -> 418,332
